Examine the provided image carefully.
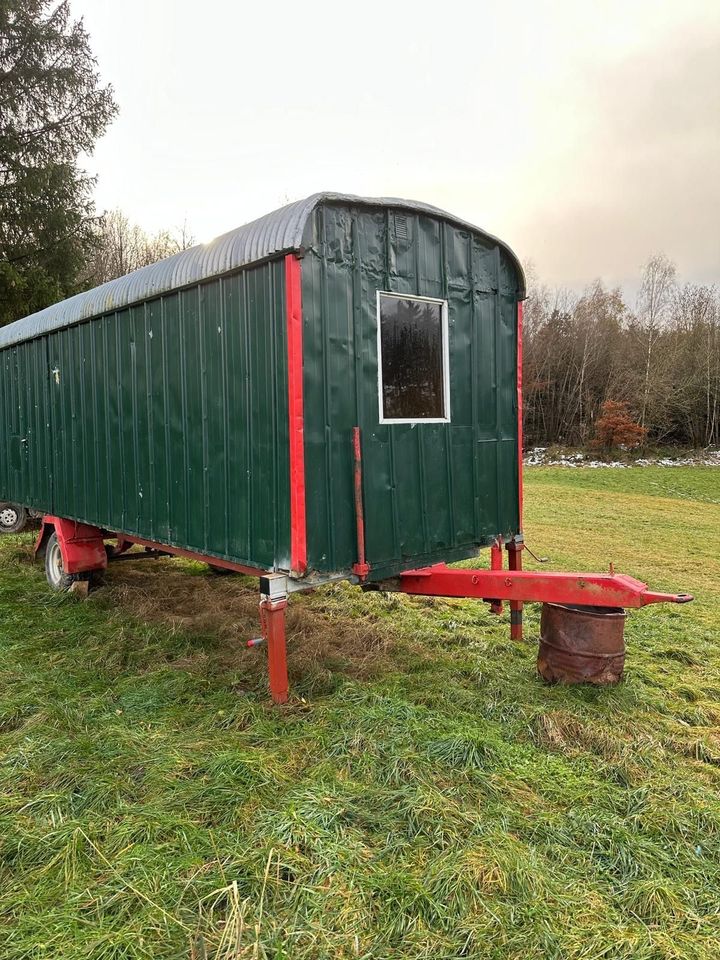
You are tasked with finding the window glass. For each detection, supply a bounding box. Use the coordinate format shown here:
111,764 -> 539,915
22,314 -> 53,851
378,294 -> 447,421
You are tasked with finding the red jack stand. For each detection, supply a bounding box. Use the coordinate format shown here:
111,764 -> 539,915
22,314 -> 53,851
259,575 -> 290,704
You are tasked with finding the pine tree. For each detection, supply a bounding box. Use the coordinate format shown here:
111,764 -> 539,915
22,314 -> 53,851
0,0 -> 117,326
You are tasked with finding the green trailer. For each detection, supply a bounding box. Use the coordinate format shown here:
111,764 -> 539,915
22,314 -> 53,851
0,192 -> 524,574
0,193 -> 690,701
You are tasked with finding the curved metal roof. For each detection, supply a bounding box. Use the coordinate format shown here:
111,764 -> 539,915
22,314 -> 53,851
0,192 -> 525,349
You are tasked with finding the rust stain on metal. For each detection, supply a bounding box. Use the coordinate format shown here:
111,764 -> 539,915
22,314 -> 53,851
538,602 -> 626,685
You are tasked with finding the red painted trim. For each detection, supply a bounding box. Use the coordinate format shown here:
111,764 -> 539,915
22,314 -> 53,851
352,426 -> 370,578
517,299 -> 524,530
118,533 -> 267,577
286,254 -> 307,576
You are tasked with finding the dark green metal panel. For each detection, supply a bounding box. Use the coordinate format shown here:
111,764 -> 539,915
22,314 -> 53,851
1,194 -> 521,585
0,338 -> 52,510
301,202 -> 522,579
0,260 -> 289,570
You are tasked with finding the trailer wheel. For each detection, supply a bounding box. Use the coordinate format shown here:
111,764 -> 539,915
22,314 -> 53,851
45,532 -> 75,592
0,503 -> 27,534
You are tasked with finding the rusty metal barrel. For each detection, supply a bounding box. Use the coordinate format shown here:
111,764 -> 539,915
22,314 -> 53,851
538,603 -> 627,685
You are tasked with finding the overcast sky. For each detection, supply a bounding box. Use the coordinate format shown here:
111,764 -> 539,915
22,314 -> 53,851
76,0 -> 720,292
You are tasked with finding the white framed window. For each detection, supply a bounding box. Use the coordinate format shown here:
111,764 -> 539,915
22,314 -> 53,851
377,291 -> 450,424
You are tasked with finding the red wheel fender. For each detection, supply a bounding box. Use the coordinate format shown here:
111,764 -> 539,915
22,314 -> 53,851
36,516 -> 107,574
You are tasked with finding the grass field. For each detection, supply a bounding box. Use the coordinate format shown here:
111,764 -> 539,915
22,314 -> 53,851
0,467 -> 718,959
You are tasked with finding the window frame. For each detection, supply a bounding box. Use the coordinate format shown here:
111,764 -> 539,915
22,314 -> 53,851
376,290 -> 451,425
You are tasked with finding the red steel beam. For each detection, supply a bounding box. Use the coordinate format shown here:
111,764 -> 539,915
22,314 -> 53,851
399,564 -> 693,609
118,533 -> 267,578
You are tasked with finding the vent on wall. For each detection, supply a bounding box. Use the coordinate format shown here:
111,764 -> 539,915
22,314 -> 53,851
394,214 -> 409,240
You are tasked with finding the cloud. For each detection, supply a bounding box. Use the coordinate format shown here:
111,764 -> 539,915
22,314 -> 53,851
518,26 -> 720,287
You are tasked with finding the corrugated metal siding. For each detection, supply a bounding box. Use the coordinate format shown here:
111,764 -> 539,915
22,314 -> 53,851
0,261 -> 290,570
0,193 -> 522,583
302,203 -> 521,579
0,338 -> 53,510
0,193 -> 524,350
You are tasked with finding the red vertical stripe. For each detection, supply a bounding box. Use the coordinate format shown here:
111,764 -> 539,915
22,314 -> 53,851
517,299 -> 524,530
286,254 -> 307,576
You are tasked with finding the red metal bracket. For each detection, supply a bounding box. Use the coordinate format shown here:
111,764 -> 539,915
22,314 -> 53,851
399,564 -> 693,609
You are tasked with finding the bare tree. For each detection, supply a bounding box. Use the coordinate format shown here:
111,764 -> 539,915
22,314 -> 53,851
522,258 -> 718,452
636,254 -> 677,429
83,209 -> 195,287
669,283 -> 720,447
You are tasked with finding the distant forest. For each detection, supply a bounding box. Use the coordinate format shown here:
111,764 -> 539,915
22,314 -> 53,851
11,208 -> 720,454
80,231 -> 719,451
83,230 -> 720,452
522,255 -> 719,450
2,3 -> 715,454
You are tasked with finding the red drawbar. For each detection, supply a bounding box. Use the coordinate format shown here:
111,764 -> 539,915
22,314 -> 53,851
517,299 -> 524,530
286,254 -> 307,576
399,564 -> 693,608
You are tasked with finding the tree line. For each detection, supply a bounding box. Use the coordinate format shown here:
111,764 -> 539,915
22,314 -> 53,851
2,3 -> 717,452
0,1 -> 193,325
523,256 -> 720,450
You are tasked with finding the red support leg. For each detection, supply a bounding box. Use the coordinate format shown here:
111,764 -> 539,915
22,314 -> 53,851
506,540 -> 524,641
489,538 -> 504,615
260,595 -> 289,704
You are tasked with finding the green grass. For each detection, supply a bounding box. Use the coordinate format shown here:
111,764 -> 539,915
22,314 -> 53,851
0,467 -> 719,959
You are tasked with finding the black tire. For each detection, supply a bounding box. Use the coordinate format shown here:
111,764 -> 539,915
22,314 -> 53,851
45,532 -> 74,592
0,503 -> 27,534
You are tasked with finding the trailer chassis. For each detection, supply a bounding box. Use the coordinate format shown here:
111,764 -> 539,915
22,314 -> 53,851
32,518 -> 693,705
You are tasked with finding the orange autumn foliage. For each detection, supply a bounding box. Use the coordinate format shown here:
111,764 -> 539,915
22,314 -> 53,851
590,400 -> 648,452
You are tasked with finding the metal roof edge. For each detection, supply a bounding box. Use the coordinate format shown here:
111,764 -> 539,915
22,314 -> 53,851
301,192 -> 526,299
0,192 -> 525,349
